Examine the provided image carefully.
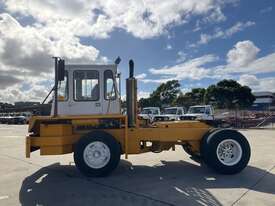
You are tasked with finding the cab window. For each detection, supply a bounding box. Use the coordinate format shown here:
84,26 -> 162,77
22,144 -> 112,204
58,71 -> 68,101
177,109 -> 183,115
74,70 -> 99,101
153,109 -> 159,115
205,107 -> 211,115
104,70 -> 116,100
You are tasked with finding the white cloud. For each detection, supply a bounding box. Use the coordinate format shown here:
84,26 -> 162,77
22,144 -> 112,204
176,51 -> 187,63
227,40 -> 260,67
136,73 -> 147,79
0,74 -> 22,89
217,41 -> 275,75
225,21 -> 255,36
260,6 -> 272,14
192,7 -> 227,32
137,91 -> 150,99
201,7 -> 227,24
2,0 -> 235,39
142,40 -> 275,89
192,21 -> 255,47
0,13 -> 105,103
165,44 -> 172,50
239,74 -> 275,92
142,55 -> 218,83
0,13 -> 101,74
140,78 -> 174,84
180,87 -> 192,94
239,74 -> 260,86
0,83 -> 49,103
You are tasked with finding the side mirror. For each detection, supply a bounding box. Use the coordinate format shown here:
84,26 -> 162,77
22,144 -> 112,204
58,59 -> 65,81
115,56 -> 121,65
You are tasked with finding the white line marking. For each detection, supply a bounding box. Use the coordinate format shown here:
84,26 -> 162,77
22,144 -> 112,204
0,195 -> 9,200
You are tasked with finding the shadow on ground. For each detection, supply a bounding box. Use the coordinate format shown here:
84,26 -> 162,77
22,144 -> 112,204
19,160 -> 275,206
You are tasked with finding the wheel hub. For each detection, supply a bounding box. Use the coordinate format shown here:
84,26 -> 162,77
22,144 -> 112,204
216,139 -> 242,166
83,141 -> 111,169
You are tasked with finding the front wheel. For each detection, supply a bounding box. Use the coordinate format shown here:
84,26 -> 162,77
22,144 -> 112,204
74,131 -> 121,177
201,129 -> 250,174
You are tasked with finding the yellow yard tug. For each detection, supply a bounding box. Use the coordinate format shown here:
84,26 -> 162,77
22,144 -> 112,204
26,57 -> 251,177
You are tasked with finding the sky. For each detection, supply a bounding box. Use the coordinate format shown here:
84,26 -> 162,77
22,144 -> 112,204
0,0 -> 275,103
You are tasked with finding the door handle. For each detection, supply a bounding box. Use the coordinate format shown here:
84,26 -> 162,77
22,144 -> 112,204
95,103 -> 101,107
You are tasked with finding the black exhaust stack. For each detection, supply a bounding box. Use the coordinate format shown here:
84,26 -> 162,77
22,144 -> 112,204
126,60 -> 137,127
53,57 -> 65,117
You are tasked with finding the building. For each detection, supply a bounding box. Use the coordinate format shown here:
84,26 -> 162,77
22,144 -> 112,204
251,92 -> 274,111
14,102 -> 40,108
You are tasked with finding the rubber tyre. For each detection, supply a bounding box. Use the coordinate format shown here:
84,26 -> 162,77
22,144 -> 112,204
74,131 -> 121,177
200,128 -> 219,165
183,128 -> 219,159
201,129 -> 250,175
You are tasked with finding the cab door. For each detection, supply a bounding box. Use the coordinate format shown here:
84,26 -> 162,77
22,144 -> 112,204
67,69 -> 102,115
101,69 -> 120,114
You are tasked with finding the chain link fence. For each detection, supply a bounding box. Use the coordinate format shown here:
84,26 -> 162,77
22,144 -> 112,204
214,109 -> 275,129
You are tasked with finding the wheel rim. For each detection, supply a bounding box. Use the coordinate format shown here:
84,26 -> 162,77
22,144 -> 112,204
216,139 -> 242,166
83,141 -> 111,169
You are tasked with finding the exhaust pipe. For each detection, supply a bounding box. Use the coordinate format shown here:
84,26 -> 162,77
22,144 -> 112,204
126,60 -> 137,127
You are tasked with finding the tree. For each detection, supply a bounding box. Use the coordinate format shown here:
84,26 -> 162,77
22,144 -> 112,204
186,88 -> 206,104
139,97 -> 154,108
174,92 -> 193,108
139,80 -> 181,108
175,88 -> 206,108
204,79 -> 255,109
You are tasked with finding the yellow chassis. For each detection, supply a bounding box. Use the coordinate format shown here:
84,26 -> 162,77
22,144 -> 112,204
26,114 -> 211,158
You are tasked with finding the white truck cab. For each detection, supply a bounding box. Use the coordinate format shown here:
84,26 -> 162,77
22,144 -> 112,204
138,107 -> 160,121
51,64 -> 120,116
180,105 -> 214,121
154,107 -> 185,121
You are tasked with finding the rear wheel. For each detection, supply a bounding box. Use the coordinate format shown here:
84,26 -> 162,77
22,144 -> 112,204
201,129 -> 250,174
74,131 -> 121,177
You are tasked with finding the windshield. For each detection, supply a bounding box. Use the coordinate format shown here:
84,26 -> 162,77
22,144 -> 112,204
188,107 -> 205,114
141,108 -> 159,115
141,109 -> 153,114
164,108 -> 177,114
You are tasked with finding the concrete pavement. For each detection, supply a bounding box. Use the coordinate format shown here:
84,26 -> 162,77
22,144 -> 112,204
0,125 -> 274,206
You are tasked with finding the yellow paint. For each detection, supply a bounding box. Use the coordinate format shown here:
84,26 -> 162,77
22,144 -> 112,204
71,119 -> 99,126
125,116 -> 128,159
40,124 -> 72,137
28,114 -> 126,132
58,96 -> 65,101
26,115 -> 212,158
40,145 -> 72,155
25,136 -> 30,158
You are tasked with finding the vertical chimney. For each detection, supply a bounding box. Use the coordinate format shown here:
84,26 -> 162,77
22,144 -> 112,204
126,60 -> 137,127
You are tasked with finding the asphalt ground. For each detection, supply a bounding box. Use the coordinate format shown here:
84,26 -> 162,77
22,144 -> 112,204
0,124 -> 274,206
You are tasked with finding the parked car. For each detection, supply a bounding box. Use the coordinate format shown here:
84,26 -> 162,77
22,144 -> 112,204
5,115 -> 14,124
0,115 -> 6,124
12,115 -> 28,124
138,107 -> 160,122
154,107 -> 185,121
180,105 -> 214,120
0,113 -> 30,124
